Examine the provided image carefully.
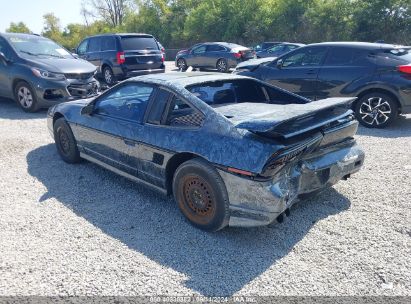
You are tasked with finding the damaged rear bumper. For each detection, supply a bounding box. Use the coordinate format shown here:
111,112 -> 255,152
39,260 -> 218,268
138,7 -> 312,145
218,143 -> 365,227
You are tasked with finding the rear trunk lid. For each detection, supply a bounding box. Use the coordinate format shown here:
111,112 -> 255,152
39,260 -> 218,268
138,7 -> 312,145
231,46 -> 255,60
214,97 -> 357,141
120,35 -> 163,70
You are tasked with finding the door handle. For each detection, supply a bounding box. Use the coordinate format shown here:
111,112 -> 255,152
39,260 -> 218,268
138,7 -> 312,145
123,139 -> 135,147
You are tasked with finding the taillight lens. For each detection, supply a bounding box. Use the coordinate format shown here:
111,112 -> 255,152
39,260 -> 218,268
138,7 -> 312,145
398,65 -> 411,74
233,52 -> 241,59
116,52 -> 125,64
161,53 -> 165,62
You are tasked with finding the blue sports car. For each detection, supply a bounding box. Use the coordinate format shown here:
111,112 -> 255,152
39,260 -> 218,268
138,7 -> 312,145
47,72 -> 364,231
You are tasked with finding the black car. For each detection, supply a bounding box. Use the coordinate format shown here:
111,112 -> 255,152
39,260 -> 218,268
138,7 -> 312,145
0,33 -> 99,112
47,72 -> 364,231
175,42 -> 254,73
235,42 -> 411,128
76,33 -> 165,86
253,41 -> 282,51
256,43 -> 305,58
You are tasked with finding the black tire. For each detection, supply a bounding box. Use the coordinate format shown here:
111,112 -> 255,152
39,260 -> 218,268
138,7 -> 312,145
216,59 -> 228,73
53,118 -> 81,164
177,58 -> 187,71
103,66 -> 116,86
172,158 -> 230,232
354,92 -> 398,128
14,81 -> 39,112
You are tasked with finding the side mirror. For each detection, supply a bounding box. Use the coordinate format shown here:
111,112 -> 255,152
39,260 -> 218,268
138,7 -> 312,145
81,103 -> 94,115
276,59 -> 283,69
0,52 -> 11,64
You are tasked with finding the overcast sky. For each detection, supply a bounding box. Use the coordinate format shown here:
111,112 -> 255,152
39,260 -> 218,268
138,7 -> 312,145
0,0 -> 84,33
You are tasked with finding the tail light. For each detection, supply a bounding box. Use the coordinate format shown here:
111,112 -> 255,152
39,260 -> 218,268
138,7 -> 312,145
233,52 -> 242,59
398,65 -> 411,74
116,52 -> 125,64
161,53 -> 165,62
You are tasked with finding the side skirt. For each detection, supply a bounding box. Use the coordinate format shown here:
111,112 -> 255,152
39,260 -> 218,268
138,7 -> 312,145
80,152 -> 168,196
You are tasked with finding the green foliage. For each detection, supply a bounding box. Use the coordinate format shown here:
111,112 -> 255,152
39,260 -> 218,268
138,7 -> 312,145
7,0 -> 410,50
6,22 -> 31,34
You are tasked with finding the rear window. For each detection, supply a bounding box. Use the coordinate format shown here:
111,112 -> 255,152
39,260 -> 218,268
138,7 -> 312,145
120,36 -> 159,51
379,49 -> 411,63
187,79 -> 306,106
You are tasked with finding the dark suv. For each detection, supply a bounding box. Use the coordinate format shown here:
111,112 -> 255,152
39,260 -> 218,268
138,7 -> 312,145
0,33 -> 99,112
76,33 -> 165,85
235,42 -> 411,128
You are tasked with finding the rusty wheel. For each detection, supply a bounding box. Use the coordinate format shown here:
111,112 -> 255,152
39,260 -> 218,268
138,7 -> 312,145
173,158 -> 229,231
180,175 -> 216,223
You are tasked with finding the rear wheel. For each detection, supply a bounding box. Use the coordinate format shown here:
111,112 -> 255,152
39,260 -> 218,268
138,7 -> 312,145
216,59 -> 228,73
172,158 -> 230,231
103,66 -> 115,86
53,118 -> 81,164
355,93 -> 398,128
14,81 -> 39,112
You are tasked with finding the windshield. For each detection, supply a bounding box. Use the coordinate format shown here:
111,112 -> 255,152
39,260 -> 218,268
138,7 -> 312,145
120,36 -> 159,51
7,35 -> 72,59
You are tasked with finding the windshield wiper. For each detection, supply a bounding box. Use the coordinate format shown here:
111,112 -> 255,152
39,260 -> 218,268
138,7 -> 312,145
35,53 -> 65,58
19,50 -> 38,56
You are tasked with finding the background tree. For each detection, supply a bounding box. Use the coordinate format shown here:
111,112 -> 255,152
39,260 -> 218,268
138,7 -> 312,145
42,13 -> 63,44
6,22 -> 31,34
82,0 -> 132,27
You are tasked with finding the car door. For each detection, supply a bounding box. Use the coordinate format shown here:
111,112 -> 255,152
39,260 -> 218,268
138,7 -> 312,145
206,44 -> 227,67
0,37 -> 14,98
186,44 -> 208,67
75,82 -> 155,177
316,47 -> 376,99
260,46 -> 328,100
85,37 -> 102,69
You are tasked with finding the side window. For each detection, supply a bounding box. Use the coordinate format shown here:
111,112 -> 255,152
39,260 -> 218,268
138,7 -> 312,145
146,88 -> 170,125
166,95 -> 204,127
324,47 -> 367,66
282,47 -> 327,67
77,39 -> 88,55
208,45 -> 226,52
192,45 -> 207,54
0,38 -> 12,59
95,83 -> 154,122
101,37 -> 116,51
268,45 -> 284,53
88,37 -> 101,52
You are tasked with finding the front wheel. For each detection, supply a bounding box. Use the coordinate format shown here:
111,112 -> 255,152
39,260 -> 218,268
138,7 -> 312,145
177,58 -> 188,71
354,93 -> 398,128
14,81 -> 39,112
53,118 -> 81,164
172,158 -> 230,231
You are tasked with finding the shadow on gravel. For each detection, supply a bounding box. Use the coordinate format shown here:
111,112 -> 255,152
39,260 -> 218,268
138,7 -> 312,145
0,97 -> 47,120
357,115 -> 411,138
27,144 -> 352,297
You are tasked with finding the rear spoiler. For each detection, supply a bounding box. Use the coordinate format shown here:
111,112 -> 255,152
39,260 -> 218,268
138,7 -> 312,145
235,97 -> 357,139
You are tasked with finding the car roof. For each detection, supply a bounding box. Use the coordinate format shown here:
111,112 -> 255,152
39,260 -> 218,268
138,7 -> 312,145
307,41 -> 407,50
87,33 -> 154,38
0,32 -> 44,39
128,72 -> 250,87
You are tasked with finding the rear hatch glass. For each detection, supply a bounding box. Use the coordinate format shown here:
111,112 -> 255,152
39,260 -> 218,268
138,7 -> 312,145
120,36 -> 159,51
120,36 -> 162,70
380,49 -> 411,63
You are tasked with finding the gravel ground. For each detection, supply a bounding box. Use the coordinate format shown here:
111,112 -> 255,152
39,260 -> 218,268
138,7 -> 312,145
0,78 -> 410,297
